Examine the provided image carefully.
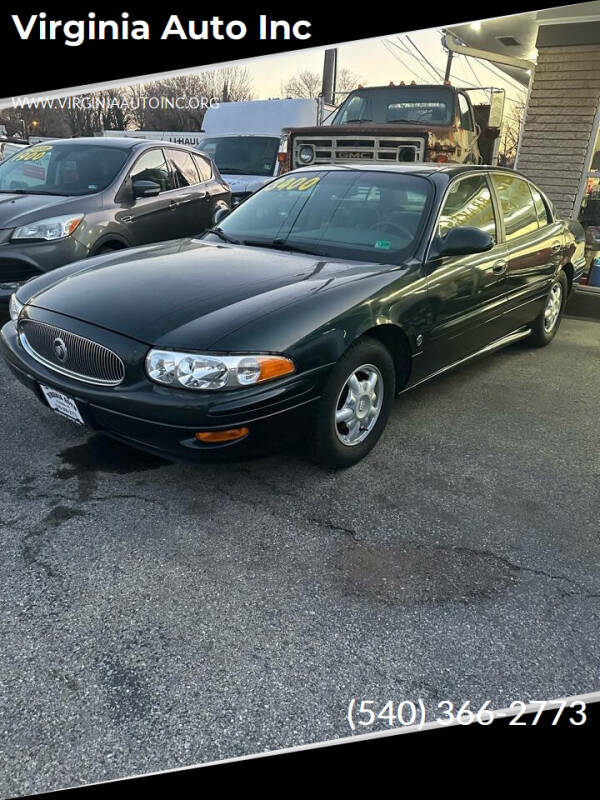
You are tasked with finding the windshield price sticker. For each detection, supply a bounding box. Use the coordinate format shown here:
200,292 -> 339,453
14,145 -> 52,162
265,176 -> 320,192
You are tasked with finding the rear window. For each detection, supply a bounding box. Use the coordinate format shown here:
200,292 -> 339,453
166,149 -> 200,188
193,154 -> 213,182
530,184 -> 551,226
492,174 -> 539,240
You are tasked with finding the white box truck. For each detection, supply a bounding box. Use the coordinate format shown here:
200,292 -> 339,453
197,98 -> 328,204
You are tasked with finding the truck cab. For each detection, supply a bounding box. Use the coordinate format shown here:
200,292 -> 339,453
280,83 -> 504,171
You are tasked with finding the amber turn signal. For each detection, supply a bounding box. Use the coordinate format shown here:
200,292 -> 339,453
255,356 -> 295,382
195,427 -> 249,443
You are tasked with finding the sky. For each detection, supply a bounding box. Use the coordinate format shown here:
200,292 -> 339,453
238,26 -> 528,139
247,28 -> 527,96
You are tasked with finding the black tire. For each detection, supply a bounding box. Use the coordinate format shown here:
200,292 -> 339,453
310,337 -> 395,469
528,270 -> 568,347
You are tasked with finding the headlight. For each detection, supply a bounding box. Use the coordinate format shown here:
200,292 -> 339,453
12,214 -> 84,242
145,350 -> 295,390
298,145 -> 314,165
9,293 -> 23,322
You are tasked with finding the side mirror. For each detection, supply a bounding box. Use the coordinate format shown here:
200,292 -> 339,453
213,206 -> 230,225
133,180 -> 160,198
432,226 -> 494,259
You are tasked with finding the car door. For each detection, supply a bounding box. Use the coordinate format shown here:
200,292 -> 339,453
164,148 -> 212,237
193,152 -> 229,224
490,173 -> 565,329
425,172 -> 511,372
117,148 -> 176,245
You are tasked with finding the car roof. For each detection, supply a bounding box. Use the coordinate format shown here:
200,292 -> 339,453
31,137 -> 202,152
198,133 -> 280,138
288,163 -> 523,179
30,137 -> 140,149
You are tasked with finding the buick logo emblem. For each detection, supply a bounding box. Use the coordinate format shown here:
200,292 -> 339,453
53,337 -> 68,363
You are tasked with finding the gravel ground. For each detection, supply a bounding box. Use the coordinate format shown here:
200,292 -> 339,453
0,314 -> 599,796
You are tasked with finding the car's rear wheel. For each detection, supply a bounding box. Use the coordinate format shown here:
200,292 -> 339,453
311,337 -> 395,468
528,269 -> 568,347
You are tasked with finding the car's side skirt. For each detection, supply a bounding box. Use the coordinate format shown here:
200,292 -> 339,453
399,326 -> 532,395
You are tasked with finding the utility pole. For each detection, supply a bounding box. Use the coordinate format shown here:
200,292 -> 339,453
444,49 -> 453,82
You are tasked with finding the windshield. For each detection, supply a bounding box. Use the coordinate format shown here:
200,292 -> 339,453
198,136 -> 279,177
210,170 -> 432,264
0,142 -> 130,196
332,86 -> 455,126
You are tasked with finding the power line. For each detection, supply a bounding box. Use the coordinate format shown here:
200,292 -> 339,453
382,40 -> 434,84
389,38 -> 442,83
405,35 -> 444,80
469,56 -> 528,95
461,54 -> 484,89
435,27 -> 527,94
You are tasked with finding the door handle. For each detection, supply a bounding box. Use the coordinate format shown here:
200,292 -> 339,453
551,241 -> 562,254
492,260 -> 508,275
169,200 -> 180,210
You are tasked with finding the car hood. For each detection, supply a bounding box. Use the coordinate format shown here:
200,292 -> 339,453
0,191 -> 87,228
26,237 -> 397,349
221,174 -> 273,194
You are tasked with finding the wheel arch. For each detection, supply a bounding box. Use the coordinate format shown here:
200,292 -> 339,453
354,322 -> 413,393
89,235 -> 129,256
561,262 -> 574,293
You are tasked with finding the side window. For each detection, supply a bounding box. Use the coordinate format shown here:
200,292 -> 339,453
492,174 -> 539,240
438,174 -> 497,242
167,149 -> 200,188
530,184 -> 551,226
458,93 -> 474,131
193,154 -> 213,182
129,149 -> 174,193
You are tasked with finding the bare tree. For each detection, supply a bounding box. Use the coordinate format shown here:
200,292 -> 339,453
282,70 -> 321,99
498,99 -> 525,167
337,68 -> 362,93
0,66 -> 254,138
282,67 -> 361,99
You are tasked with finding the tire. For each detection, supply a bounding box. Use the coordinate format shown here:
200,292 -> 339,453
528,270 -> 568,347
310,337 -> 395,469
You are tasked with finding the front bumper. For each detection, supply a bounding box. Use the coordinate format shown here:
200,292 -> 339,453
1,318 -> 327,462
0,237 -> 90,302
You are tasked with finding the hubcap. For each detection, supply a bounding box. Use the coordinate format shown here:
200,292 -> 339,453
335,363 -> 383,446
544,281 -> 563,332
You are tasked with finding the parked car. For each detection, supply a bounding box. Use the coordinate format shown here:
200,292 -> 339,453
0,137 -> 230,302
1,164 -> 585,468
0,138 -> 29,162
197,133 -> 281,206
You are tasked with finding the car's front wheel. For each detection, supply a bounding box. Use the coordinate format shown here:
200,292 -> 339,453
528,269 -> 568,347
311,337 -> 395,468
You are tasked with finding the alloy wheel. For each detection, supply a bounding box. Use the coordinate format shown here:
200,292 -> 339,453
544,280 -> 563,332
334,363 -> 383,446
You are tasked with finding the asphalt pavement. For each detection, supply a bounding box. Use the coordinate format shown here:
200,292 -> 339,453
1,314 -> 599,796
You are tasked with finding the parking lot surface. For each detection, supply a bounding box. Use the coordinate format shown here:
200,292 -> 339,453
1,315 -> 599,796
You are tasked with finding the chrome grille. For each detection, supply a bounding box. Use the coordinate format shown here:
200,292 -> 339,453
293,134 -> 426,167
19,319 -> 125,386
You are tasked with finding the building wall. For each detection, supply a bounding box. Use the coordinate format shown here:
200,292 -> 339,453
516,43 -> 600,219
